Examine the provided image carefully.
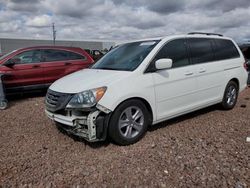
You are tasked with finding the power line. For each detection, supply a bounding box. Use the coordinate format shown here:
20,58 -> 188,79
28,23 -> 76,45
52,23 -> 56,45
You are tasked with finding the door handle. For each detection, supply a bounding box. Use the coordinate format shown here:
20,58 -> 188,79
32,65 -> 40,68
64,62 -> 71,65
185,72 -> 194,76
199,68 -> 206,73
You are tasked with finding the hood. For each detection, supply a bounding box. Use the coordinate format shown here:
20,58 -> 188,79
49,68 -> 131,94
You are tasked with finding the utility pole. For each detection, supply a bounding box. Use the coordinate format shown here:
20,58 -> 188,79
52,23 -> 56,45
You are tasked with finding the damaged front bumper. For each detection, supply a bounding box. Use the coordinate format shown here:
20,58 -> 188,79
45,106 -> 111,142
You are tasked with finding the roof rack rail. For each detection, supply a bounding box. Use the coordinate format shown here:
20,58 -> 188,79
188,32 -> 223,37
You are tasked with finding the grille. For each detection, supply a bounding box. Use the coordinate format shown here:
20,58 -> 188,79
46,89 -> 72,112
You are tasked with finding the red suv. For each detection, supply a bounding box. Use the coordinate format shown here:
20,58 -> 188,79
0,46 -> 94,92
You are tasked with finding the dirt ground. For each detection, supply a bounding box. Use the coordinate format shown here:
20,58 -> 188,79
0,88 -> 249,187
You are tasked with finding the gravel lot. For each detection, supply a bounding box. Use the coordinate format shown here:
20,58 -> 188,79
0,88 -> 250,187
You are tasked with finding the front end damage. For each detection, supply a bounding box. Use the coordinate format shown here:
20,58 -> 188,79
45,89 -> 112,142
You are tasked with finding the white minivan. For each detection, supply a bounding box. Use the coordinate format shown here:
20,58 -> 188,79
45,33 -> 248,145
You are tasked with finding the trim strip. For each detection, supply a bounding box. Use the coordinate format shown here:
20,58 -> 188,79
224,66 -> 240,71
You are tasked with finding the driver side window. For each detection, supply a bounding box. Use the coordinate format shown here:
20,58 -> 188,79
154,39 -> 190,68
11,50 -> 42,64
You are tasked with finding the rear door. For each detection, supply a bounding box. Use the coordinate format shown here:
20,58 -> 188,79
152,38 -> 198,120
187,38 -> 238,106
42,49 -> 88,84
187,38 -> 222,105
42,49 -> 68,84
64,51 -> 90,74
3,49 -> 44,88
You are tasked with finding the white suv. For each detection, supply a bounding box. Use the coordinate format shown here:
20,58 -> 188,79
45,33 -> 248,145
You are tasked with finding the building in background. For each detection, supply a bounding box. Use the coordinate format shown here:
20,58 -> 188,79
0,37 -> 115,55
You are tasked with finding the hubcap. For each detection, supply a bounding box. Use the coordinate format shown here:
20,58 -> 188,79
226,85 -> 237,106
118,106 -> 144,139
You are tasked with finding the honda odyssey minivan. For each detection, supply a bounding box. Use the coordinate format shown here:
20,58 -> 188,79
45,33 -> 248,145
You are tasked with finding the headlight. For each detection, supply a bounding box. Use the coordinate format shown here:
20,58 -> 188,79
66,87 -> 107,109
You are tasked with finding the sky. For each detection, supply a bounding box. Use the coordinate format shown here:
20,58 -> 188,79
0,0 -> 249,43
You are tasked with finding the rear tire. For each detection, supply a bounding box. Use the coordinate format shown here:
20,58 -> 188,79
108,99 -> 150,145
221,81 -> 238,110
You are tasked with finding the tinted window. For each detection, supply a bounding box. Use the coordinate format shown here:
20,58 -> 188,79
213,39 -> 240,60
43,49 -> 85,62
43,49 -> 68,62
12,50 -> 42,64
67,51 -> 85,60
154,39 -> 189,68
188,38 -> 214,64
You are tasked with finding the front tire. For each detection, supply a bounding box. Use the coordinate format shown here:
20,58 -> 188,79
0,99 -> 8,110
221,81 -> 238,110
108,100 -> 150,145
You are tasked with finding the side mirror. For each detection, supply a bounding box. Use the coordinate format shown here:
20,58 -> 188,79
155,58 -> 173,70
4,59 -> 17,67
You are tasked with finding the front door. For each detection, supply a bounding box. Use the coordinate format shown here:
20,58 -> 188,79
152,39 -> 198,121
3,49 -> 44,88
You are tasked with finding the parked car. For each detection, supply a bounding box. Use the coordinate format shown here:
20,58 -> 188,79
85,49 -> 105,61
45,33 -> 248,145
0,46 -> 94,93
239,44 -> 250,85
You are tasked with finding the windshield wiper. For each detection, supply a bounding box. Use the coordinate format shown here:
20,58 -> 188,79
94,67 -> 120,70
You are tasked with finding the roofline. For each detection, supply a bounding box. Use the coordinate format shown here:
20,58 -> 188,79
18,45 -> 83,49
0,36 -> 115,43
116,34 -> 232,45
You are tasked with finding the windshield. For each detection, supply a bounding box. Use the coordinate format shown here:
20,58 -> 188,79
0,50 -> 17,61
91,40 -> 159,71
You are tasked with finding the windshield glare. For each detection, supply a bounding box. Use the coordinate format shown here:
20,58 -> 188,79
91,40 -> 159,71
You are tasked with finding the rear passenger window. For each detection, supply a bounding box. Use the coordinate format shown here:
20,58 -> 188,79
188,38 -> 214,64
154,39 -> 189,68
43,50 -> 68,62
67,51 -> 86,60
213,39 -> 240,60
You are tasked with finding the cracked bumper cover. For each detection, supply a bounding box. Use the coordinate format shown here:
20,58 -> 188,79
45,107 -> 111,142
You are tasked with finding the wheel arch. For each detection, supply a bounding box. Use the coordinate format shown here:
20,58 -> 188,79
112,97 -> 154,125
229,78 -> 239,89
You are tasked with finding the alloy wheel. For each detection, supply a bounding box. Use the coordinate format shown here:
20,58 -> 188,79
118,106 -> 144,139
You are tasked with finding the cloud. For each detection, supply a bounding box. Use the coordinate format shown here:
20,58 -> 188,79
111,0 -> 186,14
6,0 -> 43,12
189,0 -> 250,12
0,0 -> 249,42
26,15 -> 52,27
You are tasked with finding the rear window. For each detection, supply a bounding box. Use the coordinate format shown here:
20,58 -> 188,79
188,38 -> 214,64
213,39 -> 240,61
67,51 -> 86,60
